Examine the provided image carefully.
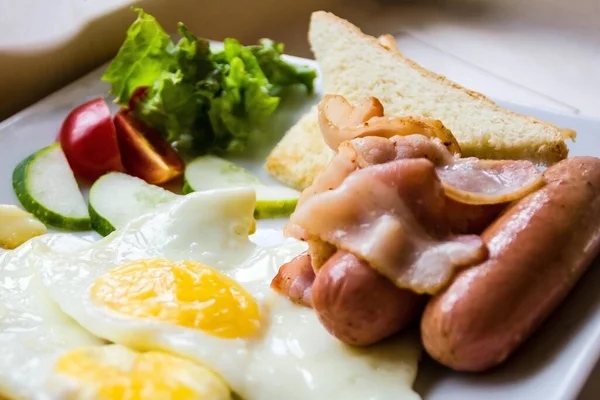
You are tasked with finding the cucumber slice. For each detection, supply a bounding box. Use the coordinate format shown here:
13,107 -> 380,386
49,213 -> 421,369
12,144 -> 90,231
254,186 -> 301,219
89,172 -> 178,236
184,155 -> 300,219
182,155 -> 261,194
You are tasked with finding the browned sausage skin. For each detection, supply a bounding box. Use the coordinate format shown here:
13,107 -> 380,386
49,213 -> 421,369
312,251 -> 425,346
445,199 -> 507,235
421,157 -> 600,372
272,250 -> 425,346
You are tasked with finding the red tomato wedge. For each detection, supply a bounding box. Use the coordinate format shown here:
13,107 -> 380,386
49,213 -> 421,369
113,110 -> 184,185
58,98 -> 124,181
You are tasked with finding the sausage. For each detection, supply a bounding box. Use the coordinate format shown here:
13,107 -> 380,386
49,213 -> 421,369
421,157 -> 600,371
445,199 -> 507,234
312,251 -> 425,346
271,252 -> 315,307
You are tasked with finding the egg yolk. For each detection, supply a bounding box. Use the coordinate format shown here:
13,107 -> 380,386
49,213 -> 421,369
53,345 -> 231,400
90,259 -> 260,338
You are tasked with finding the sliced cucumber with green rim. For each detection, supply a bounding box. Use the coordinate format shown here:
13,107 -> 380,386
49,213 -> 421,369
182,155 -> 261,194
183,155 -> 300,219
89,172 -> 179,236
254,186 -> 301,219
12,143 -> 90,230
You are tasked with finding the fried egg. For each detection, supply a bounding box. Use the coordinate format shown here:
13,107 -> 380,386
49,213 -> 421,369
36,188 -> 421,400
0,234 -> 230,400
0,234 -> 101,399
46,344 -> 231,399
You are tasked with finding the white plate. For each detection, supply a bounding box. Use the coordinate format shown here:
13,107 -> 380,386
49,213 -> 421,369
1,55 -> 600,400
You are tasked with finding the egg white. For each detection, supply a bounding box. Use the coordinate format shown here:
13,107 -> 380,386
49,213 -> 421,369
0,197 -> 235,400
0,234 -> 104,399
38,188 -> 422,400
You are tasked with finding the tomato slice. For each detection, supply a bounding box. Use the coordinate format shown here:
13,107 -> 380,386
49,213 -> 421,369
113,110 -> 184,185
58,98 -> 124,181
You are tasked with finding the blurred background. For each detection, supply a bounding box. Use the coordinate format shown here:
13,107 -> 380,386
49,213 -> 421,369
0,0 -> 599,397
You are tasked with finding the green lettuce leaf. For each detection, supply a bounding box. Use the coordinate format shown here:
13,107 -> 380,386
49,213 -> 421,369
250,39 -> 316,95
132,71 -> 198,145
208,41 -> 280,152
102,9 -> 316,154
101,8 -> 175,104
172,24 -> 214,80
123,20 -> 214,150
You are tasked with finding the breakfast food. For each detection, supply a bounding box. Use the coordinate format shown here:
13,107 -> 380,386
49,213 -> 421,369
88,172 -> 178,236
58,96 -> 185,186
0,204 -> 47,249
49,345 -> 231,399
0,234 -> 104,398
29,190 -> 421,400
14,10 -> 312,229
112,110 -> 185,185
2,8 -> 599,400
12,144 -> 91,230
285,96 -> 545,286
422,157 -> 600,371
15,133 -> 301,233
266,12 -> 576,190
27,8 -> 316,196
183,155 -> 301,219
272,92 -> 600,374
59,97 -> 125,182
315,94 -> 545,206
102,9 -> 316,159
276,95 -> 545,346
318,95 -> 461,155
311,251 -> 426,346
0,231 -> 230,399
286,153 -> 491,293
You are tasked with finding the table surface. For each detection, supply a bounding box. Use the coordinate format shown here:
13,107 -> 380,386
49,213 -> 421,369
1,0 -> 599,398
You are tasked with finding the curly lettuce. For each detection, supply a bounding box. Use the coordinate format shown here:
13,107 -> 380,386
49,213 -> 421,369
102,8 -> 316,154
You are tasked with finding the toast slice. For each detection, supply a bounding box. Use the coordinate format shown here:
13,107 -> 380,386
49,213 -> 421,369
266,11 -> 575,190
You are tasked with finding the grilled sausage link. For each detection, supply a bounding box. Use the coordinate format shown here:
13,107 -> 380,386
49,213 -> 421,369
445,199 -> 507,234
421,157 -> 600,371
312,251 -> 425,346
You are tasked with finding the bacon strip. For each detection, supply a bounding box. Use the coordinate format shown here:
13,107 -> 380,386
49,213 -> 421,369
290,158 -> 488,294
318,94 -> 461,154
283,125 -> 542,295
437,158 -> 545,205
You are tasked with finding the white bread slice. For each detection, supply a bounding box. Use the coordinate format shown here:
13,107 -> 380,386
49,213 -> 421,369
266,106 -> 335,190
266,11 -> 575,190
